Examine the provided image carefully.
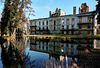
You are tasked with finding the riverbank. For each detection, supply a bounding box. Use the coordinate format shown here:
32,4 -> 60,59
78,49 -> 100,68
24,34 -> 100,39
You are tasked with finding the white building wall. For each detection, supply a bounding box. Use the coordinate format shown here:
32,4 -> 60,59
30,12 -> 96,35
74,17 -> 78,29
64,19 -> 67,29
44,20 -> 46,29
36,21 -> 39,30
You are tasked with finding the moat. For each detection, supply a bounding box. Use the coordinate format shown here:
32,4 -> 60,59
0,37 -> 100,68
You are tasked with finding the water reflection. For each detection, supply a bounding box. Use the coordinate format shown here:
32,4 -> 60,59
0,38 -> 35,68
94,39 -> 100,49
0,37 -> 100,68
30,38 -> 93,57
30,37 -> 100,68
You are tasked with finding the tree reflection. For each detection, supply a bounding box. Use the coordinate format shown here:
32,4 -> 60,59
1,38 -> 35,68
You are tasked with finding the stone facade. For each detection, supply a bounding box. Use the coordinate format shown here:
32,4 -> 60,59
49,8 -> 66,17
49,18 -> 61,34
30,3 -> 100,35
79,3 -> 89,13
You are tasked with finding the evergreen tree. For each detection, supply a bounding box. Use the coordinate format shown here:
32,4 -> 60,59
1,0 -> 34,37
96,0 -> 100,24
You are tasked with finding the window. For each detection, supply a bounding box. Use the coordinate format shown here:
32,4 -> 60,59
35,21 -> 36,25
54,20 -> 56,30
78,51 -> 81,54
54,41 -> 55,45
79,17 -> 82,23
66,44 -> 68,47
88,31 -> 90,34
54,26 -> 56,30
66,25 -> 69,29
79,26 -> 81,29
79,27 -> 81,29
88,17 -> 91,23
39,46 -> 40,49
30,21 -> 32,25
62,19 -> 64,24
42,46 -> 44,49
72,18 -> 74,23
47,27 -> 48,30
71,44 -> 74,48
66,49 -> 68,53
39,22 -> 41,26
46,46 -> 48,50
61,44 -> 64,47
72,25 -> 74,29
39,27 -> 41,30
62,25 -> 64,29
43,41 -> 44,45
43,21 -> 44,25
46,21 -> 48,25
39,41 -> 41,44
71,50 -> 74,54
54,20 -> 56,25
81,10 -> 83,12
43,27 -> 44,30
88,26 -> 91,28
67,19 -> 69,23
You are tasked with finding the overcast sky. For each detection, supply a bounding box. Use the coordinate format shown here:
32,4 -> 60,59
0,0 -> 98,20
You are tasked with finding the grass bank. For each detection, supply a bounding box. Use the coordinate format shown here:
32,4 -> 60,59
24,34 -> 100,39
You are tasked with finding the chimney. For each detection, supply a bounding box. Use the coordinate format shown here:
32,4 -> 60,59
73,6 -> 76,15
59,9 -> 61,16
55,8 -> 59,13
49,11 -> 51,17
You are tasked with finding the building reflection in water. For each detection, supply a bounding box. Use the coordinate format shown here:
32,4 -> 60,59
94,39 -> 100,49
30,37 -> 95,67
0,37 -> 99,68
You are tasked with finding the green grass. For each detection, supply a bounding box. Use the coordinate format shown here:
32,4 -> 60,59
24,34 -> 100,39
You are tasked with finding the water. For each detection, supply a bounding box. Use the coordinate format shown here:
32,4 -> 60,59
0,37 -> 100,68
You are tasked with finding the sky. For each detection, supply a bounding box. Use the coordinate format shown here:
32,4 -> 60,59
30,0 -> 97,19
0,0 -> 98,20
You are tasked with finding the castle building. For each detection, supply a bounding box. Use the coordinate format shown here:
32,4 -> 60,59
30,3 -> 100,35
